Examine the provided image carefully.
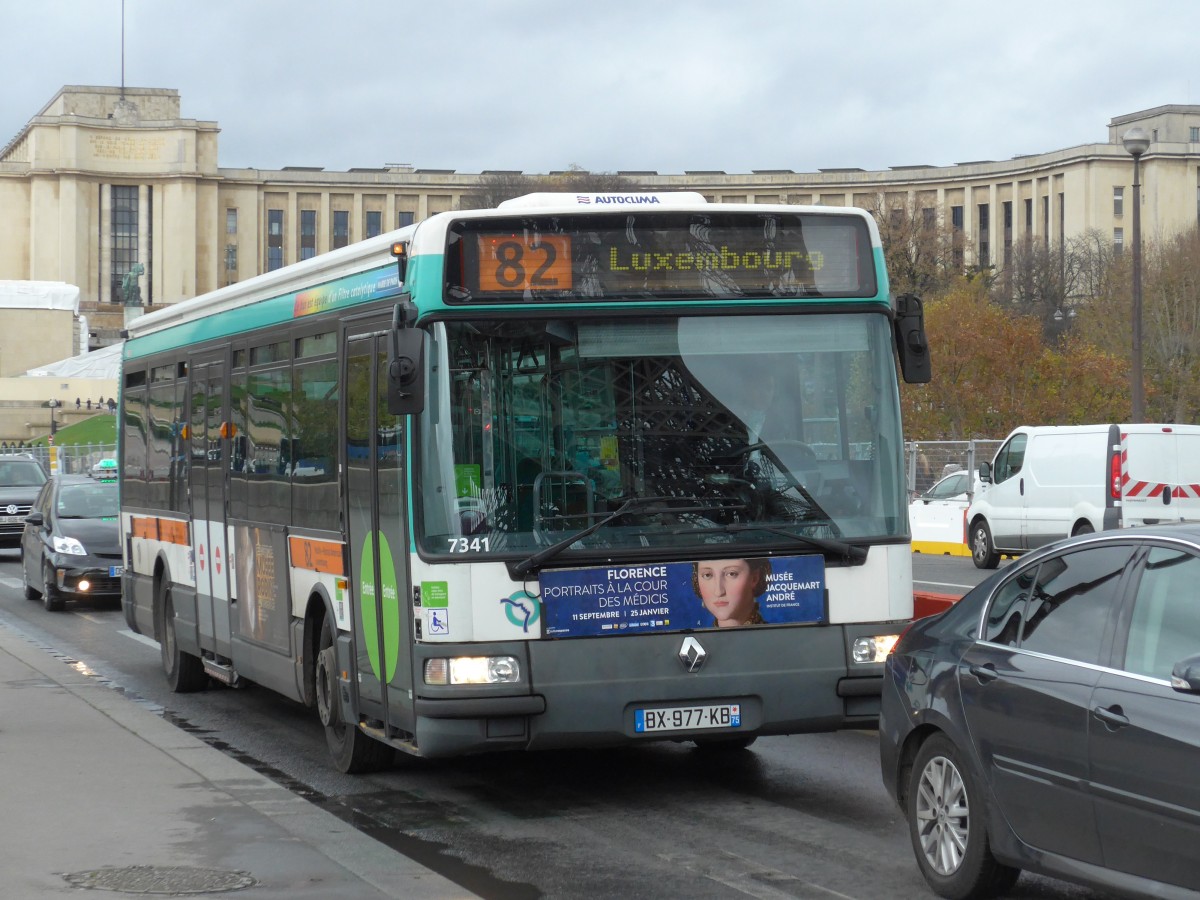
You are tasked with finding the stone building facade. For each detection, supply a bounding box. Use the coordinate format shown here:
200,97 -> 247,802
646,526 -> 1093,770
3,85 -> 1200,352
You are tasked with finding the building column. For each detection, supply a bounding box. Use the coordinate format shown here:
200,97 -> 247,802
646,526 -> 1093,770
99,185 -> 112,304
286,190 -> 299,267
137,184 -> 149,304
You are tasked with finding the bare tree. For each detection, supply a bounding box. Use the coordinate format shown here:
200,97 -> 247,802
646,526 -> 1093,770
867,196 -> 957,297
457,172 -> 537,210
458,166 -> 639,209
1143,228 -> 1200,422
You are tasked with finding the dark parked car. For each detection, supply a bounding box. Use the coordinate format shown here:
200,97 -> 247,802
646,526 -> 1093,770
881,525 -> 1200,899
0,454 -> 48,547
21,474 -> 122,611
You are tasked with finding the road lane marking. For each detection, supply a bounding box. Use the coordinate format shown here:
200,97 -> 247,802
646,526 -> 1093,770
913,579 -> 974,591
119,628 -> 158,648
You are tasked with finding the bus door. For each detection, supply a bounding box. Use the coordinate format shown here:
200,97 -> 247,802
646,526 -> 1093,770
343,318 -> 414,733
188,350 -> 233,659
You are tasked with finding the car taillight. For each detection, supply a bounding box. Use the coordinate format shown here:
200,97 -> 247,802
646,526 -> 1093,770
1111,453 -> 1122,499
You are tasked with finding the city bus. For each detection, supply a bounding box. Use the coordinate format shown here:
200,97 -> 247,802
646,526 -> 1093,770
119,192 -> 931,772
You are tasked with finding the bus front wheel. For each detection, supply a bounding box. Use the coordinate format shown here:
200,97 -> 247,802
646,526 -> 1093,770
316,616 -> 393,773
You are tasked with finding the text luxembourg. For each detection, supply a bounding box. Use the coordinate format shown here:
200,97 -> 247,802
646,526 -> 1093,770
609,247 -> 824,274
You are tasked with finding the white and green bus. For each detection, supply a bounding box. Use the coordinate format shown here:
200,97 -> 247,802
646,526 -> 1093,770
120,193 -> 931,772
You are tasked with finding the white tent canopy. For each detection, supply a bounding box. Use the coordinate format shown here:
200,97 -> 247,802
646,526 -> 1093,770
0,280 -> 80,312
25,341 -> 122,379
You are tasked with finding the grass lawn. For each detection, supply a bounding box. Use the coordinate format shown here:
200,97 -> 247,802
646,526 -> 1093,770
27,413 -> 117,448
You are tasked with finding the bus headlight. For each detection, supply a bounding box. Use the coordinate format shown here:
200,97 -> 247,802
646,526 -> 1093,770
851,634 -> 900,664
424,656 -> 521,685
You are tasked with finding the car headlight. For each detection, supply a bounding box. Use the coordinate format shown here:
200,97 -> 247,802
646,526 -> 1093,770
52,535 -> 87,556
851,634 -> 901,664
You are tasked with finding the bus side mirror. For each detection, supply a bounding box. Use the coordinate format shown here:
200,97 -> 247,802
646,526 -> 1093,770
387,300 -> 425,416
894,293 -> 932,384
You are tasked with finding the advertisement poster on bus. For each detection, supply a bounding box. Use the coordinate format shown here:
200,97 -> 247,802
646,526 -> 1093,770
234,523 -> 291,651
539,555 -> 825,638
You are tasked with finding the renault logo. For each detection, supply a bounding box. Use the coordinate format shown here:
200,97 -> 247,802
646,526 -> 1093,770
679,636 -> 707,673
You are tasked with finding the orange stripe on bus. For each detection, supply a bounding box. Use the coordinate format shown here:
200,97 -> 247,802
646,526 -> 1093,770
131,515 -> 189,545
131,516 -> 158,540
289,536 -> 346,576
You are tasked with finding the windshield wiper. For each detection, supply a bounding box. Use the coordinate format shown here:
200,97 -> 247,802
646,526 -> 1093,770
677,523 -> 867,563
510,496 -> 732,577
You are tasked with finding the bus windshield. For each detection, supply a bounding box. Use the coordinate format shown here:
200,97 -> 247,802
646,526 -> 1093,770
417,313 -> 906,561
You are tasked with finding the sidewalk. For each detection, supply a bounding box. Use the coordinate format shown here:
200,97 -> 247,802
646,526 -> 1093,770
0,623 -> 476,899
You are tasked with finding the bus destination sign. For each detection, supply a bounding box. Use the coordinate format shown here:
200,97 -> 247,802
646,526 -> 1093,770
446,212 -> 875,304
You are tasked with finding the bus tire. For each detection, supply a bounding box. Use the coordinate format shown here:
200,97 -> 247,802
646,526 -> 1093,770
316,615 -> 393,773
160,581 -> 207,692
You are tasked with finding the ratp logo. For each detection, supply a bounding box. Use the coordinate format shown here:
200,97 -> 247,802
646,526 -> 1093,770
500,590 -> 541,632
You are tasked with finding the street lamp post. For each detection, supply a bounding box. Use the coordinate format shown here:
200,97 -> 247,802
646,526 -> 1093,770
47,398 -> 59,441
1123,126 -> 1150,423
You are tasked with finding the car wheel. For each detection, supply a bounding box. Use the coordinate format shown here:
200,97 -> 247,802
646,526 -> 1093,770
316,615 -> 393,773
970,519 -> 1000,570
1071,521 -> 1095,537
42,565 -> 65,612
22,556 -> 41,600
908,734 -> 1020,899
160,582 -> 208,692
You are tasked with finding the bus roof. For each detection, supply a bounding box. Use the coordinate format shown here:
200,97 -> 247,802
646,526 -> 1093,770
122,199 -> 885,358
496,191 -> 708,210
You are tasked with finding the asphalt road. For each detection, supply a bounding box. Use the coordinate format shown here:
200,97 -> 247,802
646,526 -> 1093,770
0,549 -> 1103,900
912,550 -> 1015,598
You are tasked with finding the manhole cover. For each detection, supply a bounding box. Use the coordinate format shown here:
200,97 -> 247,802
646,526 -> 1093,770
64,865 -> 257,894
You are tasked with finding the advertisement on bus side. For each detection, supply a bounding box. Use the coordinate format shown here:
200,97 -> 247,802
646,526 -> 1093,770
540,555 -> 826,638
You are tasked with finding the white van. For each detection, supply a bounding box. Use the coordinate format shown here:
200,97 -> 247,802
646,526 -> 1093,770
967,424 -> 1200,568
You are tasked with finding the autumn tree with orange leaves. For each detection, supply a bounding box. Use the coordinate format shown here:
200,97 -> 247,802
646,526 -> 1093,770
900,280 -> 1131,439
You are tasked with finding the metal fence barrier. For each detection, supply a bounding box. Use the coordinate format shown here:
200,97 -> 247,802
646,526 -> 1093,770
1,444 -> 118,477
904,439 -> 1004,498
5,440 -> 1004,496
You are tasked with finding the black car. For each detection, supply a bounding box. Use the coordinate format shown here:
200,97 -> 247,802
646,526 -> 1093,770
0,454 -> 49,547
881,525 -> 1200,899
21,474 -> 122,611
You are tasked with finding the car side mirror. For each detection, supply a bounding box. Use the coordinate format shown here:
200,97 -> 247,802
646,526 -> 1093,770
978,461 -> 992,484
1170,654 -> 1200,693
24,511 -> 43,527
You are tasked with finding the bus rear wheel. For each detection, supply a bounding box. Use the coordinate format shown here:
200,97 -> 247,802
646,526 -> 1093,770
316,616 -> 393,773
160,582 -> 207,692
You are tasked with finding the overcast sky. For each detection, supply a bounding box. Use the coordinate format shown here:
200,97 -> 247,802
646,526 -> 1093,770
5,1 -> 1198,176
